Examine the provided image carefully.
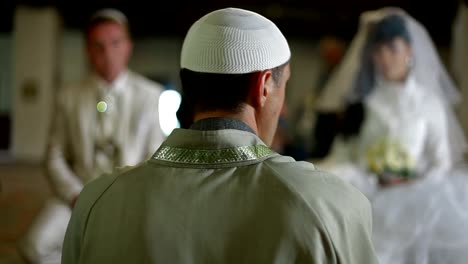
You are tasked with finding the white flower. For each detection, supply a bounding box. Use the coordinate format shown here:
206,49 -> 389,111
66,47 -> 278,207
366,137 -> 415,178
385,147 -> 404,171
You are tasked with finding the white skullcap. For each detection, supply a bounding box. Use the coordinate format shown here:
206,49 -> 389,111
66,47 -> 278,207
90,8 -> 128,27
181,8 -> 291,74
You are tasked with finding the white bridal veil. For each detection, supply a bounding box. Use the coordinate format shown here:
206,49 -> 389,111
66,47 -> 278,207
317,7 -> 461,111
317,7 -> 466,163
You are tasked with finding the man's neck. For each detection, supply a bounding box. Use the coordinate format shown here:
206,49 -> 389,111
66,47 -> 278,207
95,70 -> 129,93
190,117 -> 256,134
194,107 -> 258,134
95,69 -> 128,86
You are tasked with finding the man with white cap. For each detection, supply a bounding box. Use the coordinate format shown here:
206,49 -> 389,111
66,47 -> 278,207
18,8 -> 165,263
62,7 -> 378,263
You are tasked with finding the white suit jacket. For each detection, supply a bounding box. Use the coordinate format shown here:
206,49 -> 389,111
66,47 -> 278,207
47,70 -> 165,203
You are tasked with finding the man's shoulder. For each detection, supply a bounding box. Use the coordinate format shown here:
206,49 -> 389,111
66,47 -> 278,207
60,77 -> 91,92
263,156 -> 373,253
265,156 -> 370,213
55,78 -> 96,106
265,156 -> 377,262
73,164 -> 143,214
127,71 -> 165,95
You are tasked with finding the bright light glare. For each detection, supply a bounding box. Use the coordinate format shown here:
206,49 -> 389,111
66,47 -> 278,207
159,89 -> 182,136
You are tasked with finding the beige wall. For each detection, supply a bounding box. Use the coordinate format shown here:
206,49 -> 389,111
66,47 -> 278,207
11,6 -> 61,162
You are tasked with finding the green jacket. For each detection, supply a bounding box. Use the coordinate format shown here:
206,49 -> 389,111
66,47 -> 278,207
62,126 -> 378,263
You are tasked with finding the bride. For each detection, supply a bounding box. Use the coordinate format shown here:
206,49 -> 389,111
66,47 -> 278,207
315,7 -> 468,264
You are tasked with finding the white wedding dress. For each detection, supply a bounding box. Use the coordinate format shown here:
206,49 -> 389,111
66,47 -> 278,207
317,75 -> 468,264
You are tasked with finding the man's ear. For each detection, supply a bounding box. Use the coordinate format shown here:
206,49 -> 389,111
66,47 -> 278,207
250,70 -> 274,108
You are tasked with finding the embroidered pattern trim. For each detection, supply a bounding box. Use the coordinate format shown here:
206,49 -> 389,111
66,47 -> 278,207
152,145 -> 274,164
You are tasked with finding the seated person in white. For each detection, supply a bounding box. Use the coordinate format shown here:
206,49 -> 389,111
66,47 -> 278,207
316,7 -> 468,264
18,9 -> 165,264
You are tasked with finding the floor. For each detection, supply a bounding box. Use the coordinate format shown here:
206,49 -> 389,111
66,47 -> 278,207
0,162 -> 53,264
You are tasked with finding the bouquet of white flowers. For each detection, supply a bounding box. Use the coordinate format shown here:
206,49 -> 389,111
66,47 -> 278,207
366,138 -> 416,185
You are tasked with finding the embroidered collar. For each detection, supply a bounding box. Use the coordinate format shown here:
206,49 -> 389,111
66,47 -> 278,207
151,119 -> 275,165
152,144 -> 273,165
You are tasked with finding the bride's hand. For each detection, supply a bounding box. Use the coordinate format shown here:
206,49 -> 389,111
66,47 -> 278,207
378,176 -> 409,187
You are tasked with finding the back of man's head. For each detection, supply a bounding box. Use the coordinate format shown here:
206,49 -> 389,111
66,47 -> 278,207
180,8 -> 290,113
